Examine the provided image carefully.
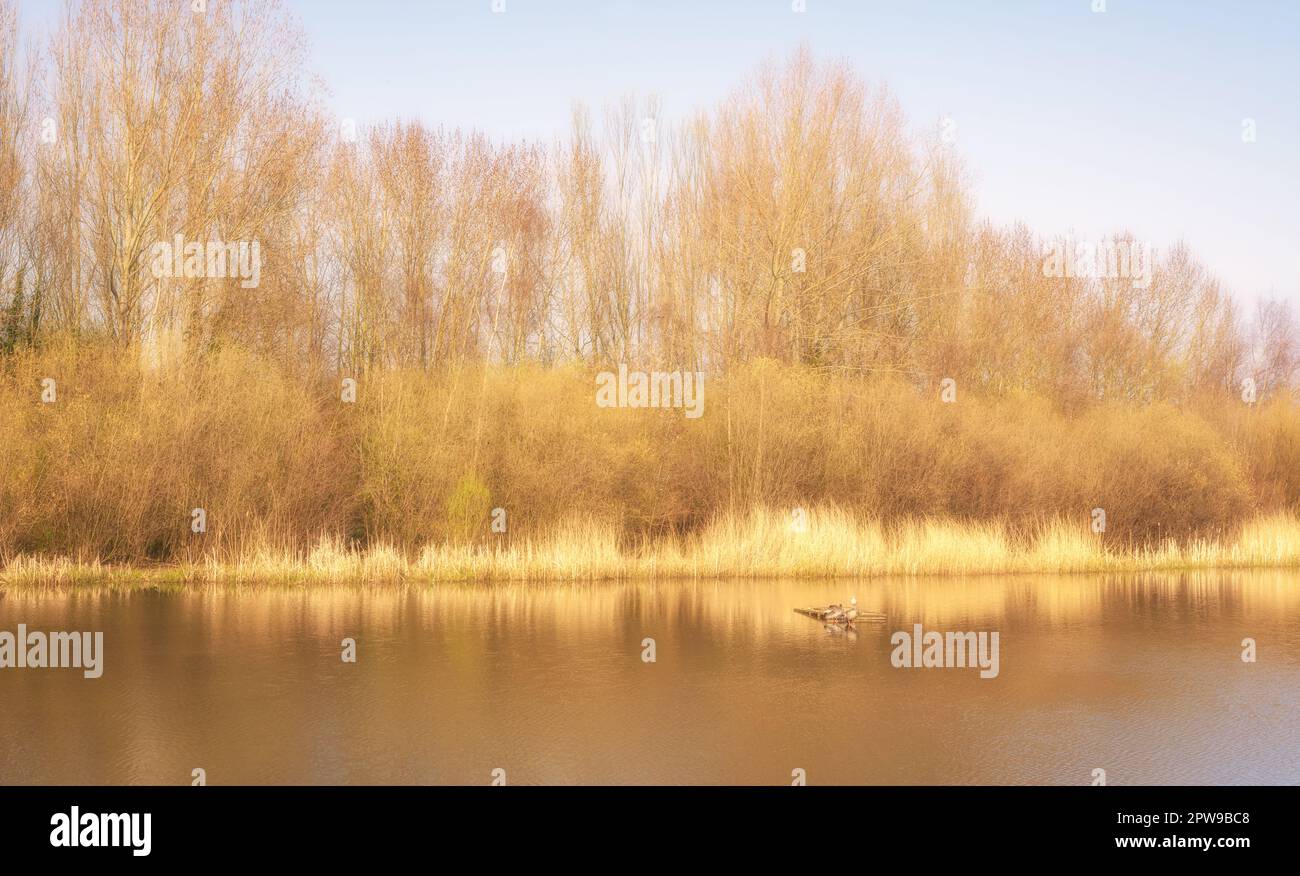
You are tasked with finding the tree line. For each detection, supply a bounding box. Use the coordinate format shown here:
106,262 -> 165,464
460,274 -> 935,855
0,0 -> 1295,405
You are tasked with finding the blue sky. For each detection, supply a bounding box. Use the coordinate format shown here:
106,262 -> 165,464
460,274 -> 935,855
18,0 -> 1300,308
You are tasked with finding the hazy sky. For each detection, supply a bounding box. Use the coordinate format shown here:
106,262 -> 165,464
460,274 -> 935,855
18,0 -> 1300,308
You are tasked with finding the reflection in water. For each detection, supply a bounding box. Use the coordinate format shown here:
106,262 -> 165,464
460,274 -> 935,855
1,572 -> 1298,785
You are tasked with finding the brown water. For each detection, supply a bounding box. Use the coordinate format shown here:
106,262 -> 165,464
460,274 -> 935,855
1,572 -> 1298,785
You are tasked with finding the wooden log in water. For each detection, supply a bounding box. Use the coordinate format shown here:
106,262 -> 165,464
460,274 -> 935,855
793,607 -> 886,622
793,607 -> 833,620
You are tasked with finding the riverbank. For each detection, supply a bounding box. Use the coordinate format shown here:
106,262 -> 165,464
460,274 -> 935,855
6,508 -> 1300,588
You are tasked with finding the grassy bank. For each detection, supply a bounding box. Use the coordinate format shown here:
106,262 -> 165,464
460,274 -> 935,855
5,508 -> 1300,588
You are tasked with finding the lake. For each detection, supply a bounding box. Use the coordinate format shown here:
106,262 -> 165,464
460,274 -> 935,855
2,572 -> 1297,785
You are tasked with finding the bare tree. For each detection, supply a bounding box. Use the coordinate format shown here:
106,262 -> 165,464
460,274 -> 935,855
1252,298 -> 1299,397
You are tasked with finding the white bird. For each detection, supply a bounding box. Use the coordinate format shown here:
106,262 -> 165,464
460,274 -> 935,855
845,596 -> 858,623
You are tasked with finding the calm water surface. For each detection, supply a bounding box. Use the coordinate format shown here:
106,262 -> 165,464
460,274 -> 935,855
2,572 -> 1298,784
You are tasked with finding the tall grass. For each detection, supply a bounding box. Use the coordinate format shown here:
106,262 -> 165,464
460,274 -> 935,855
2,343 -> 1299,582
5,509 -> 1300,587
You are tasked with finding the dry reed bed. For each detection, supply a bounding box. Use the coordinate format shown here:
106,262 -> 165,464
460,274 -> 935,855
5,509 -> 1300,589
